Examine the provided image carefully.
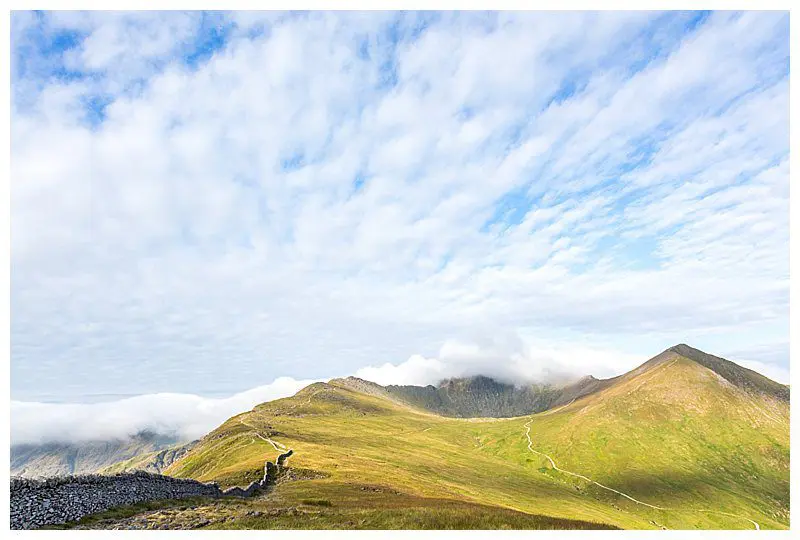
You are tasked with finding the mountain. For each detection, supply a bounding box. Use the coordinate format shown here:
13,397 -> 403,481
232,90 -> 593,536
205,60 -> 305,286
10,431 -> 187,478
511,344 -> 789,528
341,344 -> 769,419
374,344 -> 788,419
667,343 -> 789,400
382,376 -> 560,417
99,440 -> 198,475
380,373 -> 614,417
64,344 -> 790,530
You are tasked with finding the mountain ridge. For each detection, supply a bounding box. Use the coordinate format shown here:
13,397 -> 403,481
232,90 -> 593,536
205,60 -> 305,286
11,431 -> 188,479
157,342 -> 788,530
668,343 -> 789,401
12,344 -> 787,483
21,343 -> 785,528
335,343 -> 788,418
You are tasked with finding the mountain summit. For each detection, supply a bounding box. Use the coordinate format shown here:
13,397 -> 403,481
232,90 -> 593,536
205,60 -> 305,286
667,343 -> 788,401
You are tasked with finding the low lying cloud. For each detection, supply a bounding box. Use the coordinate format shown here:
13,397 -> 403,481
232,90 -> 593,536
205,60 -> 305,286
355,336 -> 645,387
11,337 -> 643,446
12,338 -> 788,447
11,376 -> 317,446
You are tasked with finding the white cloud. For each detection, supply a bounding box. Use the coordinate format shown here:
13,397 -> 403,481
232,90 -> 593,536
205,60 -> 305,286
11,377 -> 317,446
356,334 -> 645,387
10,12 -> 789,401
11,333 -> 788,446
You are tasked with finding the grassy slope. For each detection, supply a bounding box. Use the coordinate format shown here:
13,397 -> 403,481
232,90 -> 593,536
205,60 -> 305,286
480,352 -> 789,529
161,351 -> 788,530
101,450 -> 165,474
165,384 -> 627,529
58,485 -> 615,530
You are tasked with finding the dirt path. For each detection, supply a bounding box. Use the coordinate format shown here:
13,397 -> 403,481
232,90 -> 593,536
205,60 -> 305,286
237,418 -> 292,467
523,420 -> 664,510
624,359 -> 677,397
238,418 -> 287,448
698,510 -> 760,530
253,432 -> 287,452
522,419 -> 760,530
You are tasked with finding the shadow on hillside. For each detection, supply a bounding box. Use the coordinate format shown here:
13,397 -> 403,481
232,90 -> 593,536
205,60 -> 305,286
563,460 -> 789,528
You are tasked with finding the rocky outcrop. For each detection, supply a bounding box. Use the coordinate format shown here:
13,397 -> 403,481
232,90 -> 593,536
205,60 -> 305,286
383,376 -> 564,418
11,449 -> 290,529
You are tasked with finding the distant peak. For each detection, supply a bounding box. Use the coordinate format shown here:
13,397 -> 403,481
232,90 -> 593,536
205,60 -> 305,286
669,343 -> 701,355
337,376 -> 371,383
663,343 -> 720,365
437,375 -> 512,390
662,343 -> 789,401
329,376 -> 390,397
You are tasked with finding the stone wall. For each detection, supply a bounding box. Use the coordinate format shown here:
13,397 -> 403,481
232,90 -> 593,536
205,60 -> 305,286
10,471 -> 223,530
10,458 -> 284,530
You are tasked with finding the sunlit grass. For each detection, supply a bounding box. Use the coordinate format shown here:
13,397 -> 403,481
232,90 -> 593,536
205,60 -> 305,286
156,358 -> 788,530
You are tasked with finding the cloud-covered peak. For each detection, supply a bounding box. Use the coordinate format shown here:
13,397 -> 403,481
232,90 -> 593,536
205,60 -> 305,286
354,337 -> 646,387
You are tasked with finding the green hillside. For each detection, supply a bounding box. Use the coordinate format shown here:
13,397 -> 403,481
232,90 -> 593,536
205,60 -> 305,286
484,349 -> 789,529
81,345 -> 789,530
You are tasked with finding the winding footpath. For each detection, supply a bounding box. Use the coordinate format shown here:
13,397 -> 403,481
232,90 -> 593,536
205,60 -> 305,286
238,418 -> 293,467
522,418 -> 760,530
254,432 -> 288,452
523,420 -> 664,510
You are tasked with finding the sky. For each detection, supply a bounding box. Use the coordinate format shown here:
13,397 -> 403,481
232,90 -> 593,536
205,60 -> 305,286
10,9 -> 789,427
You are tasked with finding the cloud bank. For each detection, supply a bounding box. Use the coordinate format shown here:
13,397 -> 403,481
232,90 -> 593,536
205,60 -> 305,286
354,336 -> 645,387
11,377 -> 316,446
7,340 -> 646,445
11,334 -> 789,446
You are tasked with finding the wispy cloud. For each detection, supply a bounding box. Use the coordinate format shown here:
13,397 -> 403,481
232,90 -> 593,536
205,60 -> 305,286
11,11 -> 789,400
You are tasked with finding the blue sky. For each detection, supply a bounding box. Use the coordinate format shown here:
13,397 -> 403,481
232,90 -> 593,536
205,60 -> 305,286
10,11 -> 789,407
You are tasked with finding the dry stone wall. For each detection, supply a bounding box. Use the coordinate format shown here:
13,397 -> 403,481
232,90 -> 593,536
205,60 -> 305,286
10,471 -> 222,530
11,456 -> 285,530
